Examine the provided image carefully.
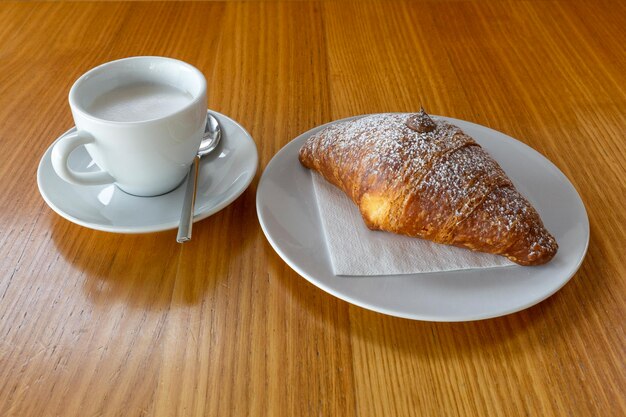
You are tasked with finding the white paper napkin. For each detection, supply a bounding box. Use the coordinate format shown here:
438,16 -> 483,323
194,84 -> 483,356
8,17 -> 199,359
311,173 -> 514,276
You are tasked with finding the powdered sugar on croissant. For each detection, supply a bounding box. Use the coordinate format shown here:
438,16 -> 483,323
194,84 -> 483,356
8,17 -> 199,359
299,110 -> 558,265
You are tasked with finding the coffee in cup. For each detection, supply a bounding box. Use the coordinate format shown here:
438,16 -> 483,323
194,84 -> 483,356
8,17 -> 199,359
51,56 -> 207,197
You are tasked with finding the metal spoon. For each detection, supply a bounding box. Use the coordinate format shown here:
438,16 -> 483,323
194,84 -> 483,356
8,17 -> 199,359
176,113 -> 222,243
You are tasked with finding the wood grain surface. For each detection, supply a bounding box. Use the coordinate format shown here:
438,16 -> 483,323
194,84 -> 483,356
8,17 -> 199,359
1,1 -> 625,416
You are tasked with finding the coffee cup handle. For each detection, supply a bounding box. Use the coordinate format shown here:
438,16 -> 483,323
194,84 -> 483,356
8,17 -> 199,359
51,131 -> 115,186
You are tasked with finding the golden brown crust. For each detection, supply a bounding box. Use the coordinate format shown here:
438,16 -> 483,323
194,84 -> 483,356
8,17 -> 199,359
298,111 -> 558,266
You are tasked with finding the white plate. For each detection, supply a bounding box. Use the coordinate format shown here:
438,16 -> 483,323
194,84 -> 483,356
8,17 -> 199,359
38,111 -> 258,233
257,115 -> 589,321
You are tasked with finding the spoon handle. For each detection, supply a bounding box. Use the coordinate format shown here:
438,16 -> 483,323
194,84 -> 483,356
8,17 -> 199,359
177,155 -> 200,243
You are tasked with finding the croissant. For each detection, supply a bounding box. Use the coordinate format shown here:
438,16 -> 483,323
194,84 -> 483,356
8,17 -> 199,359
298,110 -> 558,265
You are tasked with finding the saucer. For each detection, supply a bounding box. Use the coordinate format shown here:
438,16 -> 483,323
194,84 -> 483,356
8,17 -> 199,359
38,111 -> 258,233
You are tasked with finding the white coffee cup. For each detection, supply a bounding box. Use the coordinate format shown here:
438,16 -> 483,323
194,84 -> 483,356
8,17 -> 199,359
51,56 -> 207,197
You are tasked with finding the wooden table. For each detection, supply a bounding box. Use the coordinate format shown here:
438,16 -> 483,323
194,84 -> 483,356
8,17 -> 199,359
1,1 -> 624,416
